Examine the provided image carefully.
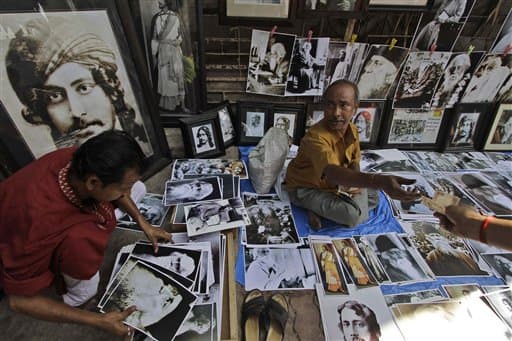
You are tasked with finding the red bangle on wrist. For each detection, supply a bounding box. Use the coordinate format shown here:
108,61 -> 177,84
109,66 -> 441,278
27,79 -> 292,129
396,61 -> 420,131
479,216 -> 494,244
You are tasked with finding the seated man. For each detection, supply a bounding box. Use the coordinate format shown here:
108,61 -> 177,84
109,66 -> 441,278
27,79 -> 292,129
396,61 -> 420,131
285,80 -> 420,229
0,130 -> 171,337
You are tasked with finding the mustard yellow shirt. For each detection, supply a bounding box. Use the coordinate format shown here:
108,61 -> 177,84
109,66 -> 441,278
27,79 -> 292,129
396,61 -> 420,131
285,119 -> 360,191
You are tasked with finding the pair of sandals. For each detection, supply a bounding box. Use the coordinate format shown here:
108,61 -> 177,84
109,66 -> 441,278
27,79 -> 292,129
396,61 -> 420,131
242,290 -> 289,341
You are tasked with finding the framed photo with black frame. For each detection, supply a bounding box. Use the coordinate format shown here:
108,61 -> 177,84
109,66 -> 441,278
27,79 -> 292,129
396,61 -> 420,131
203,101 -> 236,148
353,100 -> 386,148
443,103 -> 493,152
219,0 -> 296,26
0,1 -> 171,179
483,103 -> 512,152
270,104 -> 306,145
123,0 -> 207,125
237,102 -> 272,146
297,0 -> 365,18
381,108 -> 448,150
179,113 -> 225,158
368,0 -> 433,11
305,103 -> 325,131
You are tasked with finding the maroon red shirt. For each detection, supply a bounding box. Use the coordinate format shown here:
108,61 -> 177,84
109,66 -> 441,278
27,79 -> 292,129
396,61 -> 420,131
0,148 -> 116,296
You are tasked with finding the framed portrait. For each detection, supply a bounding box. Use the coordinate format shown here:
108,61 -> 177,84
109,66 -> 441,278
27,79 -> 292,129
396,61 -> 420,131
353,100 -> 386,148
179,112 -> 225,158
123,0 -> 207,121
297,0 -> 364,17
382,108 -> 447,150
368,0 -> 433,11
203,101 -> 236,148
0,1 -> 170,179
483,104 -> 512,151
443,103 -> 492,152
219,0 -> 296,26
237,102 -> 272,146
270,104 -> 306,145
305,103 -> 325,131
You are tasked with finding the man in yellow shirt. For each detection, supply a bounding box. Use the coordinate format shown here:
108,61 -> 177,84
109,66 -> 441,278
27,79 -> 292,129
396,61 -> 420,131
286,80 -> 420,229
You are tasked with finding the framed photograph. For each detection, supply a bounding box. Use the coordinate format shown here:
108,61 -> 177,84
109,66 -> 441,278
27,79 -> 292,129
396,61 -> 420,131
237,102 -> 272,146
179,113 -> 225,158
443,103 -> 492,151
219,0 -> 296,26
305,103 -> 325,131
297,0 -> 364,17
368,0 -> 433,11
353,100 -> 386,148
0,2 -> 170,179
203,101 -> 236,148
483,103 -> 512,151
382,108 -> 447,150
124,0 -> 207,120
270,104 -> 306,145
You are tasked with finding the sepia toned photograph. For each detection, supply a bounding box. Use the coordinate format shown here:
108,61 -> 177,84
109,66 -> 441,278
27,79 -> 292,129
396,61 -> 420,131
311,241 -> 349,295
332,238 -> 378,288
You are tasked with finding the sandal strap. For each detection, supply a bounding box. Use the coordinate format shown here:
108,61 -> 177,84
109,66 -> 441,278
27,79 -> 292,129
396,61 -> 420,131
242,295 -> 266,317
267,298 -> 288,331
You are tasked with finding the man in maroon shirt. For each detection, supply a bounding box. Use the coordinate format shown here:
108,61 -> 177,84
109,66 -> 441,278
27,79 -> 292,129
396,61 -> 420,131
0,130 -> 170,336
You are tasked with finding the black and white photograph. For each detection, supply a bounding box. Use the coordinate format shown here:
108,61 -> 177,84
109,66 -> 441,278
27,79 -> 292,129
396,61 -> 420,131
483,288 -> 512,330
442,284 -> 483,299
246,29 -> 296,96
447,110 -> 481,148
184,173 -> 236,200
424,175 -> 482,209
484,104 -> 512,150
245,111 -> 266,137
431,52 -> 484,109
117,193 -> 170,230
404,220 -> 488,277
360,148 -> 419,173
0,11 -> 154,158
356,45 -> 409,100
171,159 -> 248,180
354,236 -> 390,283
243,193 -> 300,247
365,233 -> 431,283
384,289 -> 446,307
491,9 -> 512,54
192,124 -> 217,154
389,174 -> 436,219
303,0 -> 359,11
404,150 -> 459,172
391,300 -> 512,341
214,103 -> 236,147
184,198 -> 251,237
451,151 -> 496,171
135,0 -> 204,114
323,42 -> 369,88
449,172 -> 512,216
387,109 -> 445,145
270,105 -> 305,144
131,242 -> 203,283
461,54 -> 512,103
369,0 -> 432,10
102,261 -> 196,340
411,0 -> 474,52
164,177 -> 222,206
244,247 -> 316,291
311,240 -> 349,295
481,253 -> 512,285
305,103 -> 324,131
174,303 -> 216,341
285,37 -> 329,96
316,285 -> 404,341
393,52 -> 451,109
332,238 -> 378,288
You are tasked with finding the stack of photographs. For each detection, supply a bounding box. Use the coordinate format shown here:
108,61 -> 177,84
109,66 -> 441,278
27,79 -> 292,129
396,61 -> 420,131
101,232 -> 227,341
384,288 -> 446,307
171,159 -> 248,181
241,193 -> 300,248
117,193 -> 170,231
404,150 -> 460,173
360,149 -> 419,173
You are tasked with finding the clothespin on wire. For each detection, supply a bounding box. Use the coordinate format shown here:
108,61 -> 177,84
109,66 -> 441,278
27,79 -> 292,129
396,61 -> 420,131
389,38 -> 397,50
429,42 -> 437,56
467,45 -> 475,55
350,34 -> 357,46
307,30 -> 313,42
270,25 -> 277,38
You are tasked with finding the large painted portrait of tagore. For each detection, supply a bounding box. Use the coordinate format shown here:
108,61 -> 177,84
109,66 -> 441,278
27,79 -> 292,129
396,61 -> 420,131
0,10 -> 156,160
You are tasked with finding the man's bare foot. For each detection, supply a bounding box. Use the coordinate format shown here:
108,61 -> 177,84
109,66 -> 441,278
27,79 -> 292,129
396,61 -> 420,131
308,210 -> 322,230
